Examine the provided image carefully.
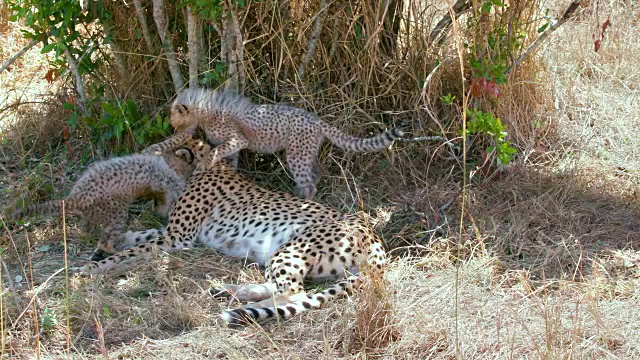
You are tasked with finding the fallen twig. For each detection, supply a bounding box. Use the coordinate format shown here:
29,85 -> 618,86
9,268 -> 65,331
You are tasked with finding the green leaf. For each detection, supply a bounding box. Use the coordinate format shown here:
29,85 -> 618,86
67,113 -> 78,128
481,1 -> 493,14
537,23 -> 549,33
37,245 -> 51,252
41,43 -> 56,54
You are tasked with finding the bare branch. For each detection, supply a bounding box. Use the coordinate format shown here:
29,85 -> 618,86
133,0 -> 155,53
277,0 -> 291,21
506,0 -> 583,74
187,6 -> 200,89
65,49 -> 87,113
106,36 -> 127,78
297,0 -> 330,79
0,39 -> 39,74
428,0 -> 472,46
397,135 -> 449,143
152,0 -> 184,92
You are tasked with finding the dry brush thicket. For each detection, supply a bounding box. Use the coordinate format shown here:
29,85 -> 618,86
1,0 -> 640,358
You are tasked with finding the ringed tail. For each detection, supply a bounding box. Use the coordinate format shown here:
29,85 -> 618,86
12,198 -> 79,221
321,123 -> 405,152
220,275 -> 360,325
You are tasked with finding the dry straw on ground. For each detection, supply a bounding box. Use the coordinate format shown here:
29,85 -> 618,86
1,0 -> 640,358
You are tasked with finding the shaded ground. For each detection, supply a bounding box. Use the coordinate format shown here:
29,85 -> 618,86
1,1 -> 640,359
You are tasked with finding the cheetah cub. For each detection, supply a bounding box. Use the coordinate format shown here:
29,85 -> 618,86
81,160 -> 386,325
12,130 -> 211,261
155,88 -> 404,199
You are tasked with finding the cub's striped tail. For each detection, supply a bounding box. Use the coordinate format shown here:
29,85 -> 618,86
220,276 -> 361,325
11,198 -> 80,221
321,122 -> 405,152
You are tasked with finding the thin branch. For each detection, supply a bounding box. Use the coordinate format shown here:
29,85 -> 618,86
65,49 -> 87,113
297,0 -> 330,78
187,6 -> 200,89
152,0 -> 184,93
133,0 -> 155,53
428,0 -> 472,46
106,37 -> 127,78
506,0 -> 583,74
397,135 -> 449,142
277,0 -> 291,21
0,258 -> 17,301
0,39 -> 39,74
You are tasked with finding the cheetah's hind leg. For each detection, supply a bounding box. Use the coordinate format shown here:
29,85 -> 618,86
89,200 -> 129,262
91,228 -> 163,261
81,230 -> 189,274
219,276 -> 361,325
209,282 -> 277,303
119,228 -> 164,249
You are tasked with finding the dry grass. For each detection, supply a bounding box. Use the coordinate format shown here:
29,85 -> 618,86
1,0 -> 640,359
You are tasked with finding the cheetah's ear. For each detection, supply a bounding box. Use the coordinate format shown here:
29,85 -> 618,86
173,104 -> 189,115
175,148 -> 195,163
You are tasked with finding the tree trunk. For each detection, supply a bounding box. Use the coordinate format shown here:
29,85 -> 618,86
152,0 -> 184,93
187,6 -> 200,89
222,1 -> 245,94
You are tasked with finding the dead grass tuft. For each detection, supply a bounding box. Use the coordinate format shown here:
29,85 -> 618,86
1,97 -> 71,159
0,0 -> 639,358
348,266 -> 399,355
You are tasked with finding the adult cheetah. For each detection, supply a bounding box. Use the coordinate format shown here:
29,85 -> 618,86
154,87 -> 404,199
12,129 -> 211,261
81,160 -> 386,324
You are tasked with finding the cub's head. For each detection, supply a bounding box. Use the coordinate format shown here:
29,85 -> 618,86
170,103 -> 195,132
168,139 -> 213,177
